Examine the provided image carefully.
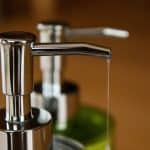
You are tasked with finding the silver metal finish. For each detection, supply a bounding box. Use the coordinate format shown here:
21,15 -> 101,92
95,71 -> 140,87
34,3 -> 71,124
0,32 -> 52,150
37,21 -> 129,40
65,27 -> 129,38
0,108 -> 52,150
37,22 -> 64,43
5,95 -> 31,122
0,32 -> 35,123
0,31 -> 111,150
31,43 -> 111,58
0,32 -> 34,96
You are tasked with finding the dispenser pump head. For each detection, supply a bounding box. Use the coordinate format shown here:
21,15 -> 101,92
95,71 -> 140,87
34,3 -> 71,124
0,31 -> 36,96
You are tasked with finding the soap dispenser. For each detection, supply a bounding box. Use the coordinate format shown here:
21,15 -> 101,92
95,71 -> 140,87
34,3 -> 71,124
31,21 -> 129,149
0,31 -> 111,150
32,22 -> 80,131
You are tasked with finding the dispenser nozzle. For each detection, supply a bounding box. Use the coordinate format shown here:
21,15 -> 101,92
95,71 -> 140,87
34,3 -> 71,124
31,43 -> 111,59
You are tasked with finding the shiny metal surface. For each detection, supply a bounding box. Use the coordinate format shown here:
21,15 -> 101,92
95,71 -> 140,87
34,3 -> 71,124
37,21 -> 64,43
31,43 -> 111,58
37,21 -> 129,39
0,108 -> 52,150
0,31 -> 111,150
0,32 -> 34,95
0,32 -> 35,123
0,32 -> 52,150
65,27 -> 129,38
5,95 -> 31,122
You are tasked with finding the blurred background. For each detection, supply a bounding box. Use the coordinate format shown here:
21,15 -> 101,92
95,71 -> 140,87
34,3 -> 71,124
0,0 -> 150,150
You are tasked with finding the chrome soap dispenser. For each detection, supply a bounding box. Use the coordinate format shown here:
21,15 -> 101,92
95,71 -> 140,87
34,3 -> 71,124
0,31 -> 111,150
0,32 -> 52,150
32,22 -> 80,130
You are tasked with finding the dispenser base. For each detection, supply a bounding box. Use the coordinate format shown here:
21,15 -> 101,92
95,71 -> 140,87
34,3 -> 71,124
0,108 -> 52,150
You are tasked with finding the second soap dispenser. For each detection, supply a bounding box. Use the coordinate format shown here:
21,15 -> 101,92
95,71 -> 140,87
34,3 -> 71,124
31,21 -> 129,150
31,22 -> 80,131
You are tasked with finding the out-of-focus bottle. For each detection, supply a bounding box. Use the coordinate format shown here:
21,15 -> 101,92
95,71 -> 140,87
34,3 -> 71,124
31,21 -> 129,149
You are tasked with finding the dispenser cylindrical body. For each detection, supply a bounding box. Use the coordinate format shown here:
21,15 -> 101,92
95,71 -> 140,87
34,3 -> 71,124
0,32 -> 53,150
0,108 -> 52,150
0,40 -> 33,95
0,40 -> 33,123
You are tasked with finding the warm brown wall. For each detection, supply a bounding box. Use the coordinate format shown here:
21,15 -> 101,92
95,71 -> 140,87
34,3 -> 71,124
0,0 -> 150,150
